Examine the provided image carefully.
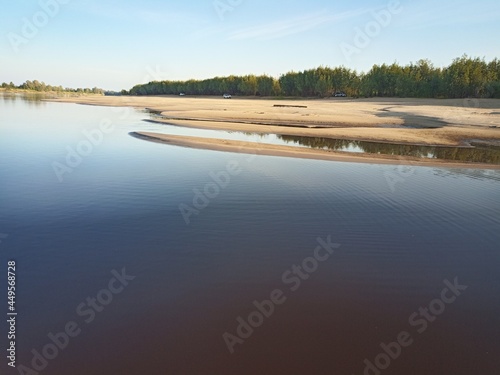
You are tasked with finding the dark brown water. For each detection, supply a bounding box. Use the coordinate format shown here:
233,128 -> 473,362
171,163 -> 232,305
1,96 -> 499,375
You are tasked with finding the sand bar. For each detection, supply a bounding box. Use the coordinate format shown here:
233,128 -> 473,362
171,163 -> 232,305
50,96 -> 500,144
49,95 -> 500,167
130,132 -> 500,169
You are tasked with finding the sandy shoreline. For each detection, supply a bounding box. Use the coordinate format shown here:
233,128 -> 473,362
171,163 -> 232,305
49,95 -> 500,143
48,95 -> 500,167
130,132 -> 500,169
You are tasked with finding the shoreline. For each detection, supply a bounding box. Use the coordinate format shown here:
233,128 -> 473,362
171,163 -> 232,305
45,95 -> 500,167
144,118 -> 485,148
130,132 -> 500,170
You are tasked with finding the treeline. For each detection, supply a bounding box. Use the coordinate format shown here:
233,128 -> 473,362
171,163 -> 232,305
129,75 -> 281,97
1,80 -> 104,94
127,56 -> 500,99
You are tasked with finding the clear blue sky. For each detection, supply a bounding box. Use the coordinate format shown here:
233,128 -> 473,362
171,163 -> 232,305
1,0 -> 499,91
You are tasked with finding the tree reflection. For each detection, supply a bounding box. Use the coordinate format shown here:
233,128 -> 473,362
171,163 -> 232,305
278,135 -> 500,164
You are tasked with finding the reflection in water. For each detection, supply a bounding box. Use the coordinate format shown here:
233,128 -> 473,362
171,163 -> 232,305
228,130 -> 269,138
146,111 -> 500,165
6,96 -> 498,164
2,96 -> 500,375
0,92 -> 47,106
279,135 -> 500,164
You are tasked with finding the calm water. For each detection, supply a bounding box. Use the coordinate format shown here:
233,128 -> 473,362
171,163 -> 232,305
1,95 -> 499,375
146,116 -> 500,164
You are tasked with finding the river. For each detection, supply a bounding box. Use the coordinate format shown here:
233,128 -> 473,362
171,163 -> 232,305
0,94 -> 499,375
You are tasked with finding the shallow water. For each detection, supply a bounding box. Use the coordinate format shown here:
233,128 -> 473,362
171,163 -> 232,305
146,113 -> 500,164
0,95 -> 499,375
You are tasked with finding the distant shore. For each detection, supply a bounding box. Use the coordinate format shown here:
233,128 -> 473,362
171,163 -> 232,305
48,95 -> 500,167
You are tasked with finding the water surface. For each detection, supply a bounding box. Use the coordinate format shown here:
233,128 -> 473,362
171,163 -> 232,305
145,113 -> 500,164
0,95 -> 499,375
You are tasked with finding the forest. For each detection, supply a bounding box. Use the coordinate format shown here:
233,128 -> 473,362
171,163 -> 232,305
127,56 -> 500,99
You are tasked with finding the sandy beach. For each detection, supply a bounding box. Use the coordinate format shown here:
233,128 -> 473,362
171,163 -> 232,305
49,95 -> 500,166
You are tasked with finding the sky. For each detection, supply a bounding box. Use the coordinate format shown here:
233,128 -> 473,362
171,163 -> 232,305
1,0 -> 500,91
